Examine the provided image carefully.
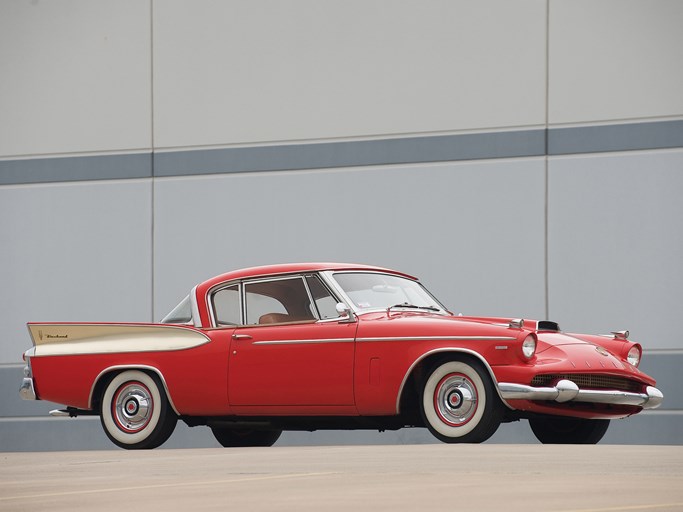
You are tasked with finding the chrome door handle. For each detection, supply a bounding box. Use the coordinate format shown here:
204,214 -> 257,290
232,334 -> 252,340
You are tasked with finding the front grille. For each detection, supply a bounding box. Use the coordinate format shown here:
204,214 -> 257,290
531,373 -> 642,392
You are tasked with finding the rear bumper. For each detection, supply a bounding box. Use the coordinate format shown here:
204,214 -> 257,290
19,377 -> 37,401
498,379 -> 663,410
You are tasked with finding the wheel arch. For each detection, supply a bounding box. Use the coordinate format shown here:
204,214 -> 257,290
396,348 -> 512,415
89,365 -> 179,415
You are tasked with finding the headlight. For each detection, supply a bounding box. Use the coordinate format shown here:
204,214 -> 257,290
627,345 -> 641,367
522,335 -> 536,360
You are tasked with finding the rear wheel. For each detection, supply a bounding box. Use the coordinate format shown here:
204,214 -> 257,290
529,416 -> 610,444
100,370 -> 177,449
420,359 -> 503,443
211,428 -> 282,447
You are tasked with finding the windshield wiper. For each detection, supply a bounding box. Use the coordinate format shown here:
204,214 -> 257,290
388,303 -> 441,312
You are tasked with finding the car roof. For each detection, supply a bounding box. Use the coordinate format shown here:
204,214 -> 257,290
198,262 -> 416,290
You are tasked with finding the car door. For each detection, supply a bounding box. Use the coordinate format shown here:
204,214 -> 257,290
227,274 -> 357,407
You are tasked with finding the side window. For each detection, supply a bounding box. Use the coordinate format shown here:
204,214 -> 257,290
305,275 -> 340,320
245,277 -> 317,325
213,284 -> 241,326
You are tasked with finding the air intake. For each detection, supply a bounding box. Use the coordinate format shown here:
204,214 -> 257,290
538,320 -> 560,332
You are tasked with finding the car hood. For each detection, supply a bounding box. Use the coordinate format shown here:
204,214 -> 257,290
357,311 -> 523,338
358,311 -> 608,351
356,311 -> 653,382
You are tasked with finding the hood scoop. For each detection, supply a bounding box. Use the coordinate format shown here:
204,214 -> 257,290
507,319 -> 561,332
538,320 -> 560,332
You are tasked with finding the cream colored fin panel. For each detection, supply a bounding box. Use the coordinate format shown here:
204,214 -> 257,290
27,324 -> 210,356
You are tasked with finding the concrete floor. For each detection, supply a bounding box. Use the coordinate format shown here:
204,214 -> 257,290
1,444 -> 682,511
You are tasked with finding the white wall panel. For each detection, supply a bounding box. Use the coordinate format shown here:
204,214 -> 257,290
153,159 -> 546,322
153,0 -> 546,149
548,150 -> 683,349
549,0 -> 683,124
0,0 -> 151,157
0,180 -> 152,363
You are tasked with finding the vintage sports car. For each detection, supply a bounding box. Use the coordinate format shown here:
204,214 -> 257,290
20,263 -> 663,449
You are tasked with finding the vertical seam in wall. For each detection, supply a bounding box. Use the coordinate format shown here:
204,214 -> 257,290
544,0 -> 550,320
150,0 -> 156,322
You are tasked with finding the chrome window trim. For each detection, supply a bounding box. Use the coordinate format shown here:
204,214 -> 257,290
208,281 -> 243,328
209,273 -> 338,328
302,275 -> 318,318
304,273 -> 345,321
190,285 -> 202,328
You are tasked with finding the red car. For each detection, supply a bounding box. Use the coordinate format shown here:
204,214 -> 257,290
20,263 -> 663,449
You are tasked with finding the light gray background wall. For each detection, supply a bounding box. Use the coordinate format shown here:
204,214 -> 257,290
1,0 -> 682,450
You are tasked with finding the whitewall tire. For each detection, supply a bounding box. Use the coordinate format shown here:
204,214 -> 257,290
421,359 -> 503,443
100,370 -> 177,449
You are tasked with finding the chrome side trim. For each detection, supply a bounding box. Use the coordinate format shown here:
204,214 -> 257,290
359,336 -> 517,343
19,377 -> 37,400
88,365 -> 180,415
253,338 -> 355,346
395,348 -> 513,414
49,409 -> 70,417
498,380 -> 664,409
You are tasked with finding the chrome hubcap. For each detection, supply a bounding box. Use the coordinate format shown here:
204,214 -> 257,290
434,373 -> 478,427
113,382 -> 153,433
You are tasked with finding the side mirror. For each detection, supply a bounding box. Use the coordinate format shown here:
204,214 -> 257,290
336,303 -> 356,323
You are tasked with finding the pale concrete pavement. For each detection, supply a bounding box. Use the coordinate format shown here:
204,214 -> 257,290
1,444 -> 682,511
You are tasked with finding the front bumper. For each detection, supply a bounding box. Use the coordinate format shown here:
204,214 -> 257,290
498,379 -> 664,409
19,377 -> 37,401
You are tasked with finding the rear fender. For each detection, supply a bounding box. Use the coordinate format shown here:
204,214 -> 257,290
89,365 -> 179,415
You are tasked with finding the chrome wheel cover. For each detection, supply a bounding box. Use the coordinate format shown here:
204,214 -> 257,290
112,381 -> 154,433
433,373 -> 478,427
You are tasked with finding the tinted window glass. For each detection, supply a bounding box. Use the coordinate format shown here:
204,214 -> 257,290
245,277 -> 316,325
213,285 -> 241,325
305,275 -> 340,320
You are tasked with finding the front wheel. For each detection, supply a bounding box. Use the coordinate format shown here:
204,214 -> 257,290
529,416 -> 610,444
211,428 -> 282,447
421,359 -> 503,443
100,370 -> 177,449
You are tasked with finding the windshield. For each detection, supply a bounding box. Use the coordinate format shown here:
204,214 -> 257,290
161,295 -> 193,324
332,272 -> 447,313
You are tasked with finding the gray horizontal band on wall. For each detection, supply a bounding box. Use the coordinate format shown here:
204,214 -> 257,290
1,120 -> 682,186
548,119 -> 683,155
155,129 -> 545,177
0,153 -> 152,186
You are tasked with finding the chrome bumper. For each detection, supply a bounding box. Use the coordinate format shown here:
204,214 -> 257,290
498,379 -> 664,410
20,377 -> 37,400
